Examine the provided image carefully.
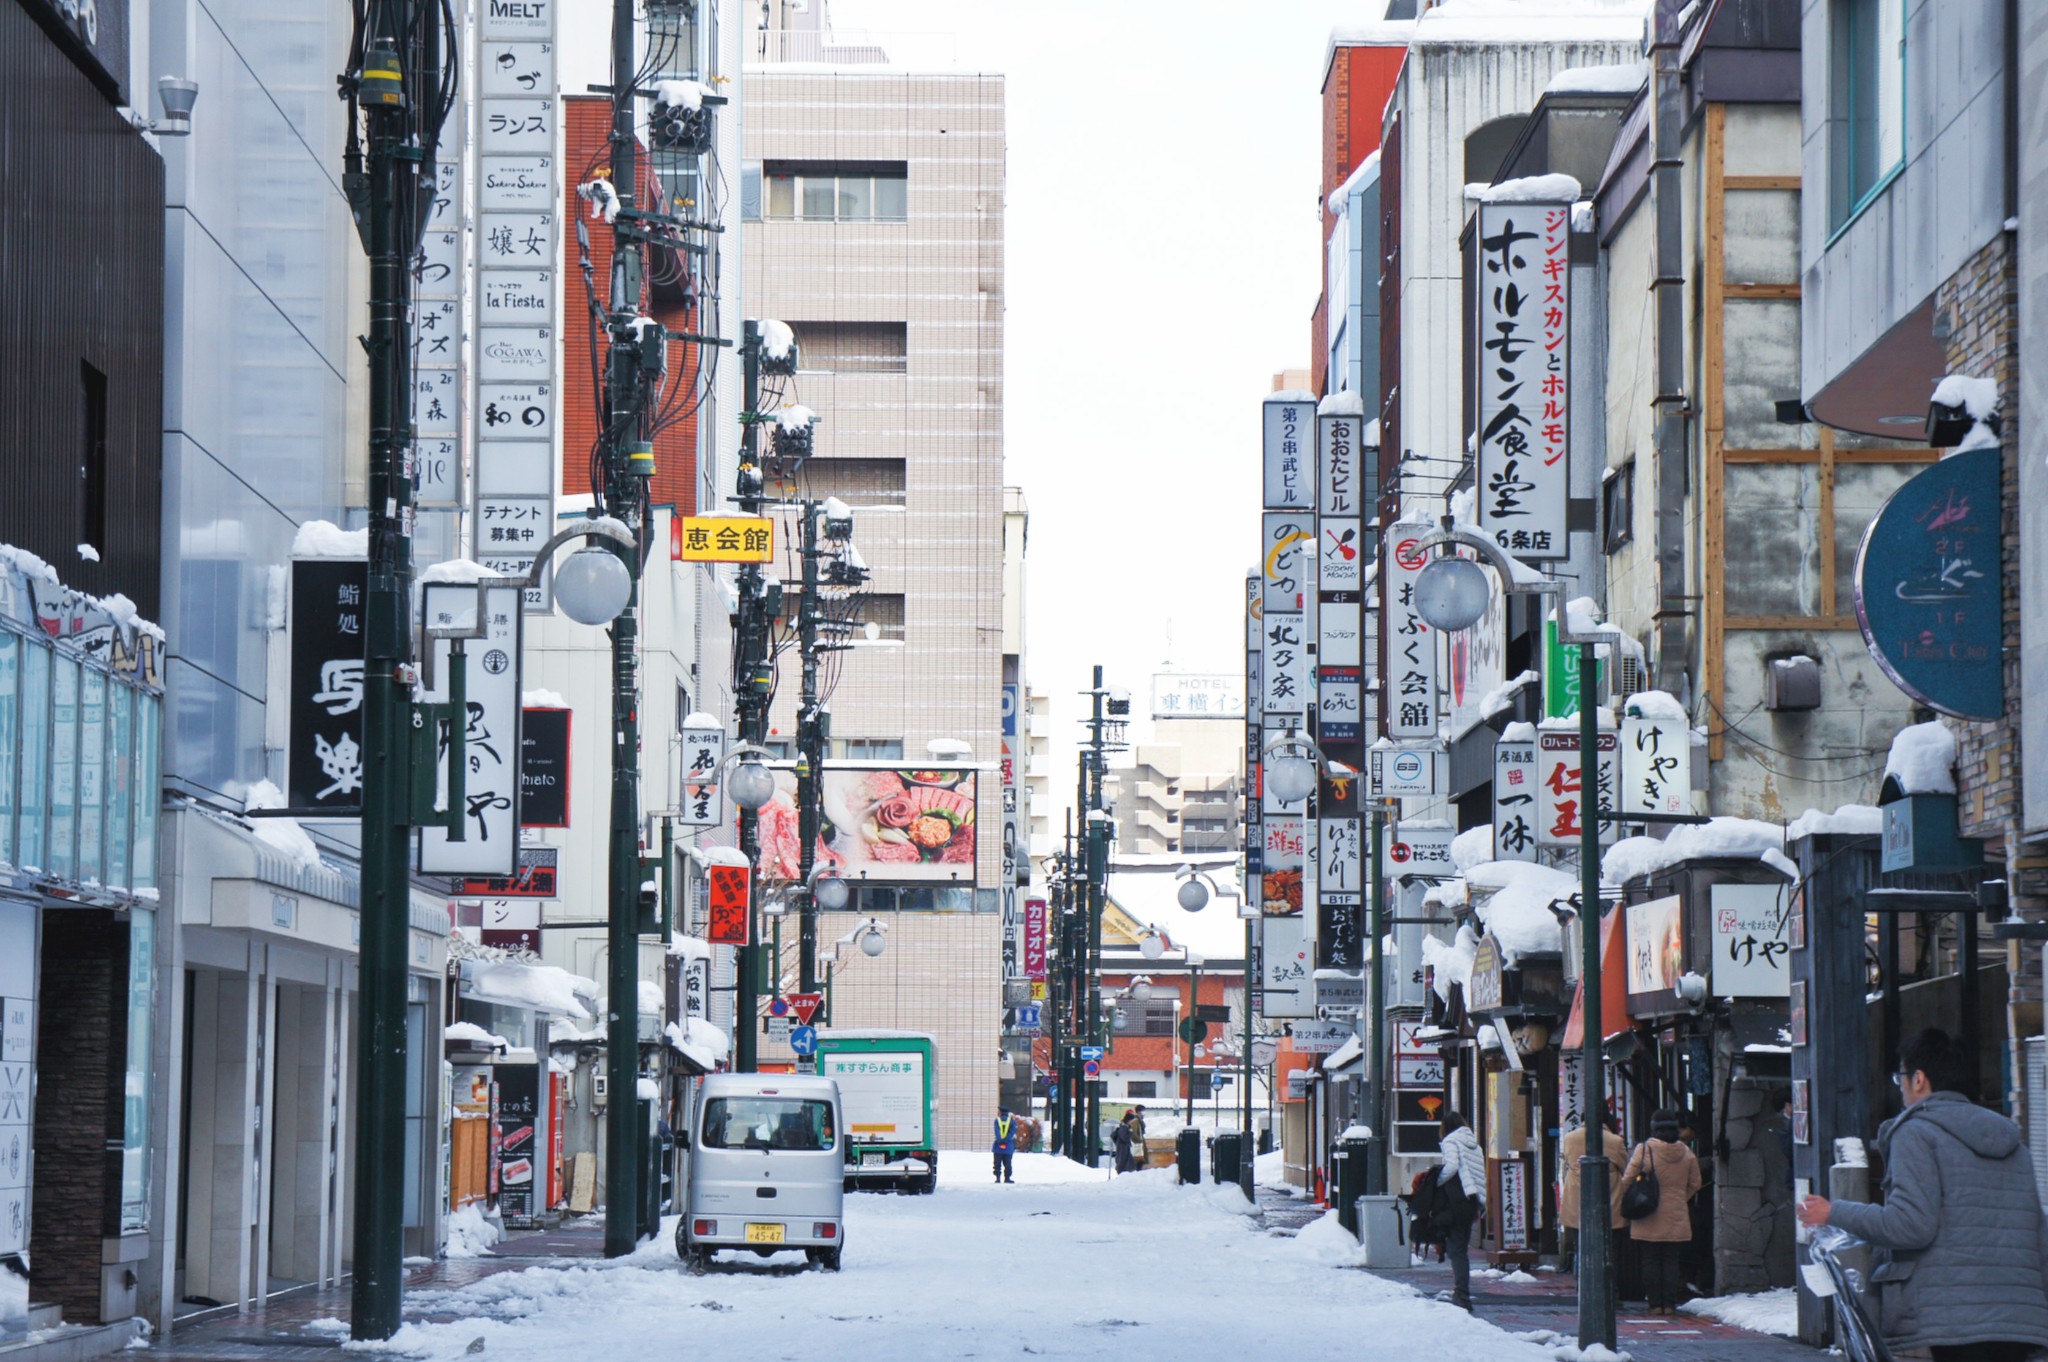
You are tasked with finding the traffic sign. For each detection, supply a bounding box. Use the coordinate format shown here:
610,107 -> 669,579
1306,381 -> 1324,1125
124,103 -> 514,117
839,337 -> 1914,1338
1178,1017 -> 1209,1044
1048,1082 -> 1059,1100
1083,1059 -> 1101,1078
768,997 -> 791,1018
1017,1003 -> 1042,1030
788,991 -> 824,1025
1079,1045 -> 1105,1061
790,1025 -> 818,1057
766,1016 -> 790,1040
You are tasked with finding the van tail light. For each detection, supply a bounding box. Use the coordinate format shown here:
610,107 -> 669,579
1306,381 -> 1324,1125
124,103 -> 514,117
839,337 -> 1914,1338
693,1219 -> 716,1236
813,1222 -> 837,1239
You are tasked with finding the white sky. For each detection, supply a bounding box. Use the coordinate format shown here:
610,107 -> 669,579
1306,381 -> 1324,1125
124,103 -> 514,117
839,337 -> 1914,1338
826,0 -> 1360,830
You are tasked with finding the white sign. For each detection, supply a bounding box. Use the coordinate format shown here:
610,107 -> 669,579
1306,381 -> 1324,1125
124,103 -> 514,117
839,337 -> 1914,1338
1289,1019 -> 1350,1054
1319,517 -> 1365,593
414,367 -> 461,435
677,721 -> 727,828
1317,597 -> 1363,667
480,210 -> 556,269
478,382 -> 554,442
416,230 -> 461,299
1369,742 -> 1443,798
418,582 -> 525,875
1319,669 -> 1362,741
1621,710 -> 1692,817
479,40 -> 554,97
1151,672 -> 1244,719
1261,511 -> 1312,616
479,326 -> 553,382
481,98 -> 555,150
1260,915 -> 1313,1018
481,270 -> 554,318
416,436 -> 462,508
1259,613 -> 1310,730
1317,411 -> 1365,518
477,496 -> 551,554
1262,395 -> 1315,511
481,155 -> 557,209
1318,817 -> 1363,893
1492,736 -> 1538,863
1312,969 -> 1364,1013
481,0 -> 553,38
474,440 -> 555,498
1383,521 -> 1439,738
1473,200 -> 1571,560
1710,882 -> 1791,998
1536,728 -> 1619,848
1382,821 -> 1454,879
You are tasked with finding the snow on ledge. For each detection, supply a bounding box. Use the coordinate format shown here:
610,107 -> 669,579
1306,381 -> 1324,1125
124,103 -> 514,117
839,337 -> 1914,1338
292,520 -> 368,559
1932,373 -> 1998,421
1318,389 -> 1368,417
758,319 -> 795,360
1466,172 -> 1583,204
1267,389 -> 1317,404
1546,61 -> 1647,96
522,688 -> 569,709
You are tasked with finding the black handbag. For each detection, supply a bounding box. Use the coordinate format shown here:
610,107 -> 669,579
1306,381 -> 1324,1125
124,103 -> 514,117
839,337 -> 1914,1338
1619,1148 -> 1662,1220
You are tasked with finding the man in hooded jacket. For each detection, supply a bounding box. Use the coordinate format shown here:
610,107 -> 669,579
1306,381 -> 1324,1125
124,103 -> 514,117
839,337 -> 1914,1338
1799,1028 -> 2048,1362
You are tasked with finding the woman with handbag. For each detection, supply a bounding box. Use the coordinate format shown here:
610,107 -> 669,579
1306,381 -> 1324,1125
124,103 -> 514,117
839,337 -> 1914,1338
1618,1108 -> 1702,1315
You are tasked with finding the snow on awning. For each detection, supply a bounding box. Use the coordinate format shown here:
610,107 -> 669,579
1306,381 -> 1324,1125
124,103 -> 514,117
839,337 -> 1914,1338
666,1018 -> 731,1075
1322,1036 -> 1364,1073
459,958 -> 600,1020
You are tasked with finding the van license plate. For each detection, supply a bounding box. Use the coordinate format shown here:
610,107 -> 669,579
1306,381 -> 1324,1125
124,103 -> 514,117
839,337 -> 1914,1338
744,1223 -> 784,1244
862,1153 -> 885,1168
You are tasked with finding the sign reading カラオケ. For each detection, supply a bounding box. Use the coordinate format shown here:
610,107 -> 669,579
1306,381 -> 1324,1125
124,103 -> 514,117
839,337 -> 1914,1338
1473,200 -> 1571,560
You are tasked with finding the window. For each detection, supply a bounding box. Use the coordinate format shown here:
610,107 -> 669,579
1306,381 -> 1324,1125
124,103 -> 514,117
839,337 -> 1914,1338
1125,1081 -> 1158,1100
81,362 -> 107,555
859,593 -> 906,642
700,1096 -> 837,1151
790,322 -> 907,375
1829,0 -> 1905,231
838,739 -> 904,760
762,161 -> 908,222
804,457 -> 908,505
1602,461 -> 1634,553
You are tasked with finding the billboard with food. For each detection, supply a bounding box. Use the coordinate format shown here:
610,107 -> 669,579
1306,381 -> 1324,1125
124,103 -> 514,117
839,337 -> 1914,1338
752,766 -> 979,883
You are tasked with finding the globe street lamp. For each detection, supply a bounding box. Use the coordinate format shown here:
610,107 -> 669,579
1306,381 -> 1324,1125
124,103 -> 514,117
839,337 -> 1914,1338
554,540 -> 634,626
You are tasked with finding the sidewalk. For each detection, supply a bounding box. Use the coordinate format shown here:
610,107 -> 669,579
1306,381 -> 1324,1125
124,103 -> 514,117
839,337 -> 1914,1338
1256,1185 -> 1817,1362
135,1223 -> 606,1361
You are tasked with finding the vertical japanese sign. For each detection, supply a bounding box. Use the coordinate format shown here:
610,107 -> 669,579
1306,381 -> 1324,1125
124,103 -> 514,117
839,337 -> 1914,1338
1710,882 -> 1791,997
1024,897 -> 1047,980
1001,683 -> 1024,887
1544,619 -> 1605,718
1245,570 -> 1264,921
1491,732 -> 1538,863
1621,706 -> 1691,817
1384,521 -> 1439,739
1474,200 -> 1570,559
1260,914 -> 1312,1019
705,863 -> 751,945
676,717 -> 727,828
287,558 -> 370,813
1261,817 -> 1305,916
415,148 -> 465,508
474,3 -> 558,610
1316,816 -> 1363,968
1262,393 -> 1315,512
418,583 -> 525,875
1535,725 -> 1618,849
494,1063 -> 539,1219
1260,609 -> 1309,731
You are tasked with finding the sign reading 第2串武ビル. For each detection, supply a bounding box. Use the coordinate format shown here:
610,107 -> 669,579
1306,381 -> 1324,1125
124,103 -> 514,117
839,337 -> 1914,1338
1853,446 -> 2003,722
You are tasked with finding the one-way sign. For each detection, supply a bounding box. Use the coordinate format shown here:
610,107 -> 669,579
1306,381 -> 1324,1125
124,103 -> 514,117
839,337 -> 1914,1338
1079,1045 -> 1105,1061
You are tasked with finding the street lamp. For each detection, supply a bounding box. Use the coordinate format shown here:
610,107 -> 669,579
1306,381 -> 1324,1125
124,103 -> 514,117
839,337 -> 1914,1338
810,864 -> 851,911
724,753 -> 777,812
1175,866 -> 1242,913
1139,927 -> 1168,960
554,540 -> 634,625
1128,974 -> 1155,1002
1406,522 -> 1629,1355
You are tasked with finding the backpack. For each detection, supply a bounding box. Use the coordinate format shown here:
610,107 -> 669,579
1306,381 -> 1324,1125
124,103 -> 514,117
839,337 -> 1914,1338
1619,1146 -> 1662,1220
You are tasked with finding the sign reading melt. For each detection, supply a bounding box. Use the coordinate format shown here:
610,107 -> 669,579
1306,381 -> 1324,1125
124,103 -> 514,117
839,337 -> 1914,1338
674,515 -> 775,564
1473,199 -> 1570,560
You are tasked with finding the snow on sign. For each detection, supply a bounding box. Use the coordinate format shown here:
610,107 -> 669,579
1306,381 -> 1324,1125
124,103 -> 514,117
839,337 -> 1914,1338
418,582 -> 525,877
1473,200 -> 1571,560
1621,704 -> 1692,816
287,558 -> 369,814
1262,394 -> 1315,511
1710,881 -> 1791,998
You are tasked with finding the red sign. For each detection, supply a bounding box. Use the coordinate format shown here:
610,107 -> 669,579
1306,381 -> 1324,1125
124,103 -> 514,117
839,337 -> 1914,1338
457,848 -> 558,898
706,864 -> 751,945
787,992 -> 823,1025
1024,897 -> 1048,981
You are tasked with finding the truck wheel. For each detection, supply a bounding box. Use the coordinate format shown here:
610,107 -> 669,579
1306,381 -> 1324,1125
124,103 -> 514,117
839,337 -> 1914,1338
674,1220 -> 690,1260
917,1170 -> 937,1195
818,1247 -> 842,1272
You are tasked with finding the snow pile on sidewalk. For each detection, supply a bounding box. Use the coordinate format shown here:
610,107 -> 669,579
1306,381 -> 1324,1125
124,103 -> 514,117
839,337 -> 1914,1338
1289,1210 -> 1369,1267
1683,1287 -> 1797,1336
443,1202 -> 503,1260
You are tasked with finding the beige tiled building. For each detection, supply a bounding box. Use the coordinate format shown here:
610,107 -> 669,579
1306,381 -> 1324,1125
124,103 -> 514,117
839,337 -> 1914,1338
742,28 -> 1007,1151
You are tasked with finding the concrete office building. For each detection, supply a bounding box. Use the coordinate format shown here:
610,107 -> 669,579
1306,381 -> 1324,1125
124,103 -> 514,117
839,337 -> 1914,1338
741,4 -> 1007,1150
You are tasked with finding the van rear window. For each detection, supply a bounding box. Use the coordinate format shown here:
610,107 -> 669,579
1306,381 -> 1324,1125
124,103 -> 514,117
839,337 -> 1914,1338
701,1097 -> 837,1151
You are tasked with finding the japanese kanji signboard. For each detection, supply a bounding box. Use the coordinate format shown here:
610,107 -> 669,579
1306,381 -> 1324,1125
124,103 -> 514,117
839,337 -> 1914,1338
457,847 -> 559,898
1262,393 -> 1315,511
1621,705 -> 1692,817
1491,733 -> 1538,863
287,557 -> 369,814
1535,726 -> 1619,849
1710,882 -> 1790,997
674,515 -> 776,564
1383,521 -> 1439,738
1024,896 -> 1047,980
1473,200 -> 1571,559
705,863 -> 751,946
418,582 -> 525,876
676,717 -> 727,829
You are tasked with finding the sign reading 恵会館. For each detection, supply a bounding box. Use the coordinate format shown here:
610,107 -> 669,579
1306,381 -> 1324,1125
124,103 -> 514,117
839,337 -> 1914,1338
1473,200 -> 1570,560
288,557 -> 370,814
1491,733 -> 1538,863
1383,521 -> 1439,738
1710,882 -> 1790,997
1853,446 -> 2004,722
417,582 -> 525,876
1263,393 -> 1316,511
473,0 -> 558,611
676,717 -> 727,828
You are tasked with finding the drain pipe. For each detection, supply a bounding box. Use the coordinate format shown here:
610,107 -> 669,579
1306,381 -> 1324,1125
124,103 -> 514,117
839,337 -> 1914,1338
1650,0 -> 1690,696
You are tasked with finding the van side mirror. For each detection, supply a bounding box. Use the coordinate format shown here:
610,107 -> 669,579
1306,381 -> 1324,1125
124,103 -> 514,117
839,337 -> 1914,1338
676,1129 -> 691,1150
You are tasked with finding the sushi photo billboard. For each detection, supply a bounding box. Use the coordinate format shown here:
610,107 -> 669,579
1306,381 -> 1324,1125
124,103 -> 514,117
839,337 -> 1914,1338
748,765 -> 982,882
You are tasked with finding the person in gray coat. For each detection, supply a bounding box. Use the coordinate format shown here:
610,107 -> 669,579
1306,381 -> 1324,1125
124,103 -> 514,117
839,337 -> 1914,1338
1798,1028 -> 2048,1362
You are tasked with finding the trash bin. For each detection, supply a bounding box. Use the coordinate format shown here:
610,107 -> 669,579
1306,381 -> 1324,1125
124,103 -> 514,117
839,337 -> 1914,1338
1211,1130 -> 1243,1186
1357,1194 -> 1408,1268
1333,1134 -> 1371,1233
1175,1128 -> 1202,1184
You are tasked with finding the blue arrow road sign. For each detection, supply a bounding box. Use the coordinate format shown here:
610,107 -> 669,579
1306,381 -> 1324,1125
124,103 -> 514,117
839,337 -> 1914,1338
790,1025 -> 818,1057
1079,1045 -> 1105,1061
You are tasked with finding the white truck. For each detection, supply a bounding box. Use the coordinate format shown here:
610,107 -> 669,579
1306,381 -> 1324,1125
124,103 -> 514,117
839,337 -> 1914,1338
816,1030 -> 938,1194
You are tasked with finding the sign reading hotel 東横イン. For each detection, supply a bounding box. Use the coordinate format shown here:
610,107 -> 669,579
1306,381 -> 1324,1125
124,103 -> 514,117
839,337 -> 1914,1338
674,515 -> 776,563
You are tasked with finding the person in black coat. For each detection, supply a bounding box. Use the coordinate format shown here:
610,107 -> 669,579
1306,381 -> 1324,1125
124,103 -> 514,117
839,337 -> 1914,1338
1111,1110 -> 1138,1173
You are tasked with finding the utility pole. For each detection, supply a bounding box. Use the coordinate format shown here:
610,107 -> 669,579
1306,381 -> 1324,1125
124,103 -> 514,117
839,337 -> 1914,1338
1575,642 -> 1616,1352
1365,804 -> 1388,1196
598,0 -> 656,1260
1082,665 -> 1107,1166
341,6 -> 435,1340
733,321 -> 769,1073
796,498 -> 823,994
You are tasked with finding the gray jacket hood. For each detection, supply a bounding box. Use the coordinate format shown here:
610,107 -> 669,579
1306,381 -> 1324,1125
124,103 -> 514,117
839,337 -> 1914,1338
1883,1091 -> 2022,1160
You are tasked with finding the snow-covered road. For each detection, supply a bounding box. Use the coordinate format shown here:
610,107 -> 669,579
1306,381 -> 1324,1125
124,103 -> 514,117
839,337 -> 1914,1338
353,1154 -> 1557,1361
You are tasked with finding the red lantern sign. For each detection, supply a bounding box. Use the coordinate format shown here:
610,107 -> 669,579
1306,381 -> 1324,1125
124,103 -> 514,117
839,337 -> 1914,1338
706,864 -> 751,946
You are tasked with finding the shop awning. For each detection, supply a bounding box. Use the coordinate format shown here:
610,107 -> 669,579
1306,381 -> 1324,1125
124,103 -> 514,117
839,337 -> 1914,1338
1560,907 -> 1630,1049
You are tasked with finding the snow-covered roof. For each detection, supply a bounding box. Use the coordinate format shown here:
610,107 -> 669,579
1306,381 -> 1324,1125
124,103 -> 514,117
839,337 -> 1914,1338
242,780 -> 329,872
522,688 -> 569,709
1408,0 -> 1651,43
1545,61 -> 1647,96
1884,721 -> 1957,796
461,959 -> 601,1020
666,1017 -> 729,1073
1784,805 -> 1882,840
1602,816 -> 1787,886
1932,374 -> 1998,421
1466,172 -> 1583,204
1318,389 -> 1369,417
1623,690 -> 1688,723
445,1021 -> 510,1050
1420,926 -> 1479,1002
1322,1036 -> 1364,1072
1449,825 -> 1496,874
1466,860 -> 1574,961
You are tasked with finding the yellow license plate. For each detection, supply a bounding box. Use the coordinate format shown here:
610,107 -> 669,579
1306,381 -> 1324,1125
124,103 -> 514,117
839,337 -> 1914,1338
744,1223 -> 785,1245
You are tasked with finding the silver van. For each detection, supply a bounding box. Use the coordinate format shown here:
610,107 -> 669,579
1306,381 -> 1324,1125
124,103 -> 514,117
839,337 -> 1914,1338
676,1073 -> 846,1271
